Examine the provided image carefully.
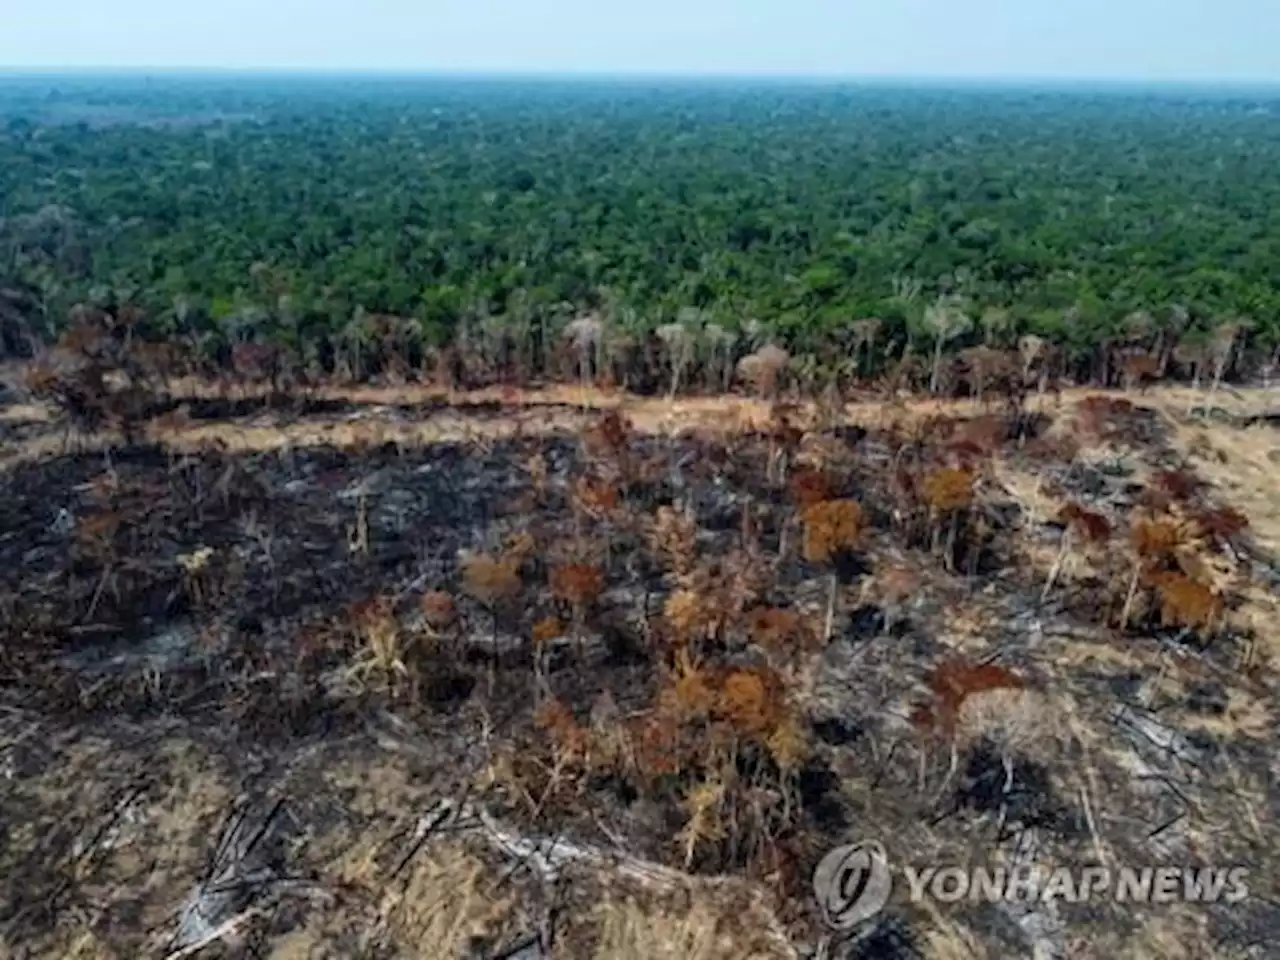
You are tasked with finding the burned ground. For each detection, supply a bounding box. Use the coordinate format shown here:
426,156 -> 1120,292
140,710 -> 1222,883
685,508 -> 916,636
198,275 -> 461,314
1,379 -> 1278,959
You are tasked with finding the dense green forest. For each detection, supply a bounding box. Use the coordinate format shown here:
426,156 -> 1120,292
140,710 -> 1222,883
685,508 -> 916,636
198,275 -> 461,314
2,74 -> 1279,389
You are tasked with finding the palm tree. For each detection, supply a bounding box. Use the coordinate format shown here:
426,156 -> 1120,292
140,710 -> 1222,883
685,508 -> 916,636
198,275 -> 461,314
922,295 -> 972,394
341,307 -> 373,382
1017,334 -> 1048,394
564,313 -> 604,398
657,318 -> 697,399
891,275 -> 924,356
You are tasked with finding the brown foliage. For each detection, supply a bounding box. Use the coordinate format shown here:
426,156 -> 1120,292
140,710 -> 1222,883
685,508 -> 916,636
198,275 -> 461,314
1152,469 -> 1202,502
534,697 -> 589,761
665,552 -> 768,639
911,659 -> 1026,737
1058,503 -> 1112,543
583,410 -> 633,461
1075,395 -> 1134,437
1130,516 -> 1184,559
550,563 -> 605,610
571,475 -> 621,519
662,649 -> 718,720
530,617 -> 564,653
788,468 -> 833,508
715,666 -> 787,737
1192,506 -> 1249,544
921,467 -> 975,513
1147,572 -> 1223,633
627,712 -> 682,780
1119,507 -> 1237,632
649,504 -> 698,574
503,530 -> 538,564
1077,395 -> 1134,418
459,552 -> 522,609
744,606 -> 813,656
800,499 -> 863,563
663,588 -> 720,645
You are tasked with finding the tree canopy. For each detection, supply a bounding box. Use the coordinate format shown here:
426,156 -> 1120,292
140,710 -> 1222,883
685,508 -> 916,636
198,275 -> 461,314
2,75 -> 1279,374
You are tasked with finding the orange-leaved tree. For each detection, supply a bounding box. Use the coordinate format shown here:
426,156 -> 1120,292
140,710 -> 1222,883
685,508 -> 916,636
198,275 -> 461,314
921,466 -> 975,572
801,498 -> 864,642
460,549 -> 524,683
549,562 -> 605,660
1042,502 -> 1112,603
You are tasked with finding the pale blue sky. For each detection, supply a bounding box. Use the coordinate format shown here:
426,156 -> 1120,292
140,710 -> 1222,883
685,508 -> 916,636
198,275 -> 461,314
0,0 -> 1276,81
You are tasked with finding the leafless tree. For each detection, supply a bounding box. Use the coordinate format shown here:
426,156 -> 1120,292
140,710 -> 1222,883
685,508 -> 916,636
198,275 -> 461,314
657,321 -> 696,399
850,317 -> 883,378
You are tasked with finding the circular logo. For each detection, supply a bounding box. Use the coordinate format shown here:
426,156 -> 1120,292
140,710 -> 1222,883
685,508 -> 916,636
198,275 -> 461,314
812,840 -> 892,930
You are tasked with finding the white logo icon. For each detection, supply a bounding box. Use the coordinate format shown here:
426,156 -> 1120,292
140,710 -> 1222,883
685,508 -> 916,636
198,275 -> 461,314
812,840 -> 892,930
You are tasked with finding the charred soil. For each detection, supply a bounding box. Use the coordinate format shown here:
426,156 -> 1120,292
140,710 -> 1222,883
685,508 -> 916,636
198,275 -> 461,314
1,379 -> 1278,959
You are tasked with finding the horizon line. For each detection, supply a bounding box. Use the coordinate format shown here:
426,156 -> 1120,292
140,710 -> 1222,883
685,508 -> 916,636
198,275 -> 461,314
1,66 -> 1279,88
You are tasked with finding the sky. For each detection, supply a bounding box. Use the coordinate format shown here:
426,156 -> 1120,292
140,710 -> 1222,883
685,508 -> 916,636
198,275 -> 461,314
0,0 -> 1277,83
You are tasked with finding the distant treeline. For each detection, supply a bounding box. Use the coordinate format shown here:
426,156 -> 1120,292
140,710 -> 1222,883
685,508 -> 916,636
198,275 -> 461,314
2,77 -> 1279,390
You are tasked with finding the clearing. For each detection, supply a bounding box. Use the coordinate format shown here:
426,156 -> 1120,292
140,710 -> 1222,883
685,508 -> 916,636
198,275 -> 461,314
1,376 -> 1277,959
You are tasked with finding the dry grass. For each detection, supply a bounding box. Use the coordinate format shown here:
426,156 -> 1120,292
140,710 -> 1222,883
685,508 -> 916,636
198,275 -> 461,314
916,901 -> 990,960
991,459 -> 1060,529
0,401 -> 50,423
1155,402 -> 1280,669
1164,416 -> 1280,557
1177,686 -> 1274,740
375,846 -> 515,958
0,735 -> 232,960
0,730 -> 801,960
954,686 -> 1059,757
587,897 -> 754,960
3,378 -> 1276,468
1121,907 -> 1214,960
